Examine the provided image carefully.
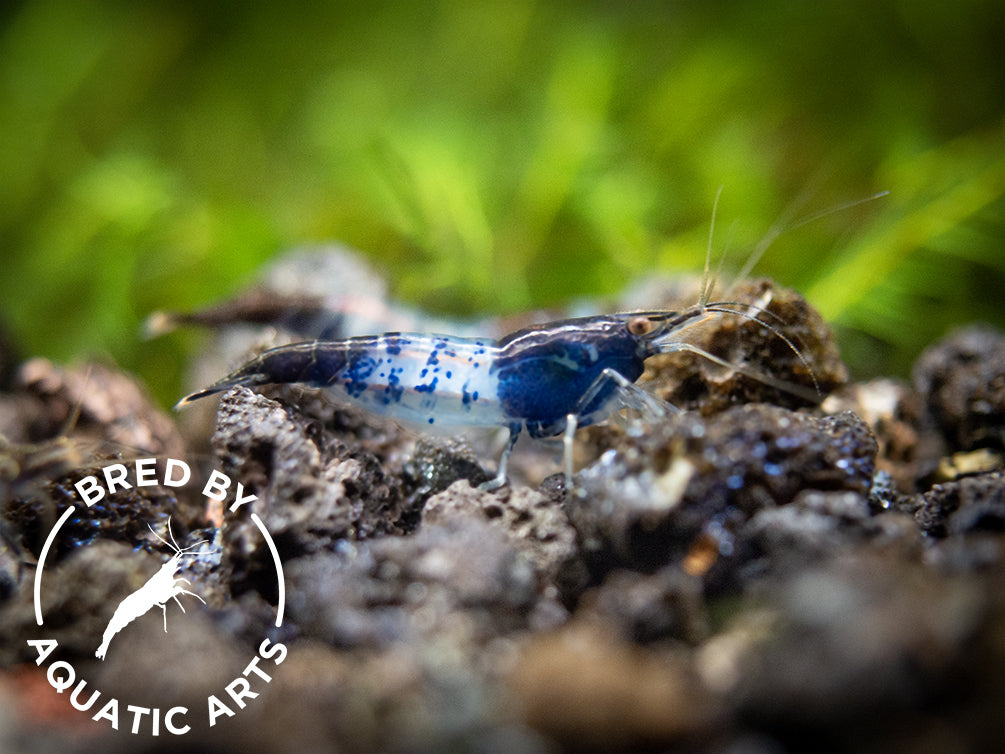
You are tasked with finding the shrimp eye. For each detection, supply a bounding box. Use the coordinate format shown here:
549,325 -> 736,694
627,316 -> 654,336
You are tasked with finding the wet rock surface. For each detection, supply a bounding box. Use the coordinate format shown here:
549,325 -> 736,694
3,255 -> 1005,752
570,406 -> 878,575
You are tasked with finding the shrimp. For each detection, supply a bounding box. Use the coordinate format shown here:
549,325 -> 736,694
171,190 -> 890,488
176,294 -> 818,489
95,519 -> 207,660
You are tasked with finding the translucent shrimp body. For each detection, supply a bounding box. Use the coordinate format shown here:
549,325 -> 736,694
180,333 -> 504,426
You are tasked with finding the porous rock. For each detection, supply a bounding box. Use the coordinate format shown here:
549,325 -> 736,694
641,279 -> 848,413
914,471 -> 1005,538
823,377 -> 943,492
285,515 -> 538,650
569,405 -> 878,572
914,325 -> 1005,452
212,386 -> 406,552
423,480 -> 585,600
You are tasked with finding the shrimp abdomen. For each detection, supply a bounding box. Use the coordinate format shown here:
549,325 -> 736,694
176,340 -> 352,406
178,334 -> 509,430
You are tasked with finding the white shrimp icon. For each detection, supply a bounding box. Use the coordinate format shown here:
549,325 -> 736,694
95,519 -> 207,661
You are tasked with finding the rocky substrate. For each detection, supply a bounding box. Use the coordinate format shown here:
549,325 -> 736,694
2,259 -> 1005,752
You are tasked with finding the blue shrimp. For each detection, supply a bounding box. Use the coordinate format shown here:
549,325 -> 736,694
176,301 -> 817,489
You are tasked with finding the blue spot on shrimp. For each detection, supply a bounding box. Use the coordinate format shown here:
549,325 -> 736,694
175,291 -> 828,490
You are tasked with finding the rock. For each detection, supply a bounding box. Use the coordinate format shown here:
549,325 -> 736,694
568,405 -> 878,572
823,377 -> 944,492
5,358 -> 184,459
508,621 -> 721,749
575,566 -> 710,644
0,358 -> 197,560
915,471 -> 1005,538
211,386 -> 407,554
914,325 -> 1005,452
423,480 -> 585,601
641,279 -> 848,413
736,556 -> 984,735
285,516 -> 539,650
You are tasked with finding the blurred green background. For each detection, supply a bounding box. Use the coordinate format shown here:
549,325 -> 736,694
1,0 -> 1003,406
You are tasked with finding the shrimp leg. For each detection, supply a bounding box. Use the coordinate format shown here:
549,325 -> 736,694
561,368 -> 680,487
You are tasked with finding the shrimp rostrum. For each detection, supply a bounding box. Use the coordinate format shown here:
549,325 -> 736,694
177,297 -> 822,488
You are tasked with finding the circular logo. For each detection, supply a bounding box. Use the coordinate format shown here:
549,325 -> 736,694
27,457 -> 286,737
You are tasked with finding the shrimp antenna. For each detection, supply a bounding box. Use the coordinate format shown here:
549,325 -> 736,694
148,520 -> 179,554
148,517 -> 207,556
730,190 -> 891,289
699,186 -> 724,308
168,517 -> 180,551
704,303 -> 822,398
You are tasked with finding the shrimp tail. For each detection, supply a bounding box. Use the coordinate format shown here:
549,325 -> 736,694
95,599 -> 142,659
175,341 -> 348,408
